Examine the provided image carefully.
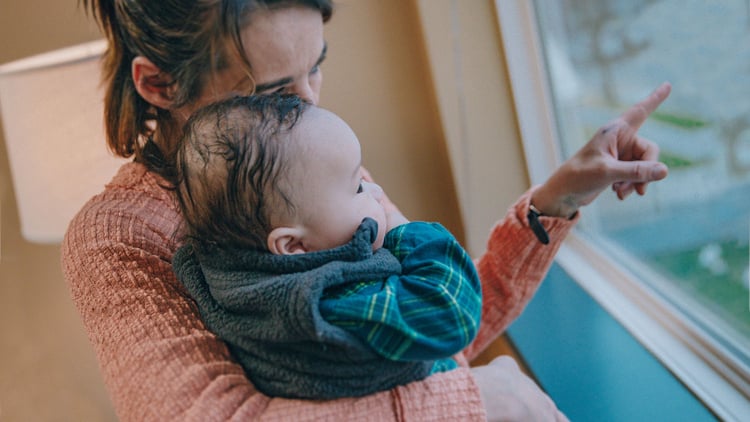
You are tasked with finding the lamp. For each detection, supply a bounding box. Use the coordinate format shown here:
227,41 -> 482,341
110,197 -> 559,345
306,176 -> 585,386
0,40 -> 127,244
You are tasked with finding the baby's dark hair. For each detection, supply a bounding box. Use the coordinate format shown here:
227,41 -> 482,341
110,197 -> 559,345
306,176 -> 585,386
175,94 -> 309,251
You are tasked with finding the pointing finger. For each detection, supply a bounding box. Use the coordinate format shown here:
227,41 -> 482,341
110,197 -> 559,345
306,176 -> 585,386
622,82 -> 672,130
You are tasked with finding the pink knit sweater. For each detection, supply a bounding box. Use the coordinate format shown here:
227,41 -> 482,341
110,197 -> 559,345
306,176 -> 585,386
61,162 -> 575,421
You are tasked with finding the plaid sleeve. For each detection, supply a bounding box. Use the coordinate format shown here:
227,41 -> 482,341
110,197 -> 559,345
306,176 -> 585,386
319,222 -> 482,361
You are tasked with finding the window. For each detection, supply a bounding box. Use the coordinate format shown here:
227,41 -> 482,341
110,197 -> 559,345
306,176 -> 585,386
496,1 -> 750,419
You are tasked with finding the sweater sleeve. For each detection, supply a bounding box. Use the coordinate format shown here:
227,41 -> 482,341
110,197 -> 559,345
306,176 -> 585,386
320,222 -> 481,361
462,186 -> 578,361
60,164 -> 486,422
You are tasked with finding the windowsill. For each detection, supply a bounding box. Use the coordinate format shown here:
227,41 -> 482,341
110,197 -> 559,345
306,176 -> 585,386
507,261 -> 718,421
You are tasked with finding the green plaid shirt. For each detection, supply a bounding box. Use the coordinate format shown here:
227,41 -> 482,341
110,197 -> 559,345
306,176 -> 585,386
319,222 -> 482,365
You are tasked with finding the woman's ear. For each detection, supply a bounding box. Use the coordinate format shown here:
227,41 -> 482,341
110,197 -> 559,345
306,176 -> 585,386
132,56 -> 176,109
267,227 -> 309,255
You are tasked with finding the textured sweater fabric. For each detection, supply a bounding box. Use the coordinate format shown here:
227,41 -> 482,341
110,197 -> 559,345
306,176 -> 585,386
61,162 -> 576,421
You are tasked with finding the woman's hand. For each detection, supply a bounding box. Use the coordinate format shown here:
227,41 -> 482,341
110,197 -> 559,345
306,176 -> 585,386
471,356 -> 569,422
531,82 -> 672,218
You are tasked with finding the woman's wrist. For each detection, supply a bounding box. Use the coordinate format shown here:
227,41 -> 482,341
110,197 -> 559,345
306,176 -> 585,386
530,184 -> 579,219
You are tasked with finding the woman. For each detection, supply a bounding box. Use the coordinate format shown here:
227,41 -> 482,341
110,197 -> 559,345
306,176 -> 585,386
62,0 -> 669,420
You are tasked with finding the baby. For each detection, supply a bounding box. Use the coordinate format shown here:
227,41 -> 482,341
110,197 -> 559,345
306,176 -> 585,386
172,94 -> 481,399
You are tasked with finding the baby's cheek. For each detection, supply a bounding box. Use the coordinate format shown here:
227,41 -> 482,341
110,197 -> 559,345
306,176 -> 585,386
373,214 -> 388,251
374,231 -> 385,251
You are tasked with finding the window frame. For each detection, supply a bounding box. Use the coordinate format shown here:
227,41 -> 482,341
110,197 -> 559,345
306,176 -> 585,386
494,2 -> 750,420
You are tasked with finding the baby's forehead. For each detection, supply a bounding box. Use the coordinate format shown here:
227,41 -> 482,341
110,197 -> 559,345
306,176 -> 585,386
300,105 -> 339,127
297,106 -> 356,141
291,106 -> 333,143
290,107 -> 358,156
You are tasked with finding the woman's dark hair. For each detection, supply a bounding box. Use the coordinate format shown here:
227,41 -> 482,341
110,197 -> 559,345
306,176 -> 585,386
80,0 -> 333,175
175,94 -> 308,251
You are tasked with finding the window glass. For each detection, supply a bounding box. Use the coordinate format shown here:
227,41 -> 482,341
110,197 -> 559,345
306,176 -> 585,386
532,0 -> 750,361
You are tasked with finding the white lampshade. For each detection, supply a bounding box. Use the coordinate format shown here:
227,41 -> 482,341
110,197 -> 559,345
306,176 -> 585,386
0,40 -> 127,244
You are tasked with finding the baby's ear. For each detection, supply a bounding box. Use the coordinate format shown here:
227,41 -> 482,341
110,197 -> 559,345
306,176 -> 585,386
267,227 -> 308,255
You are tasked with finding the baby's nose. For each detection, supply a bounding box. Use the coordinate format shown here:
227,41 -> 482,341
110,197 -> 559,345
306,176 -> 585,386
363,181 -> 384,201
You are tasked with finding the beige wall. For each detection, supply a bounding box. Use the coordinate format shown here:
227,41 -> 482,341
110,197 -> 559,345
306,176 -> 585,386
0,2 -> 116,421
322,0 -> 466,241
0,1 -> 527,420
415,0 -> 529,255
